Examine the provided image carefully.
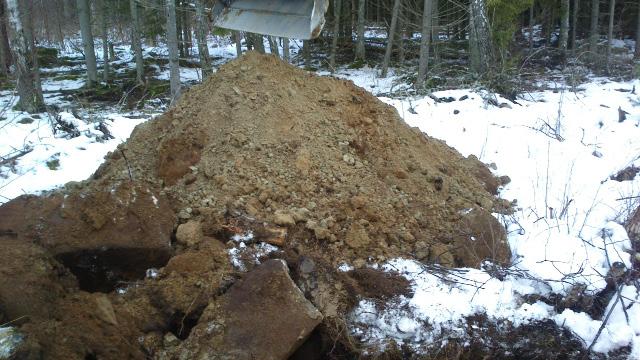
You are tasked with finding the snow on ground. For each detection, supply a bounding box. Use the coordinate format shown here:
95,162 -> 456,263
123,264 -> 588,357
350,78 -> 640,356
0,106 -> 147,201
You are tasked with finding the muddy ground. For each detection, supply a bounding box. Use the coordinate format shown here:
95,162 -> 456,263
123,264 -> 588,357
0,53 -> 591,359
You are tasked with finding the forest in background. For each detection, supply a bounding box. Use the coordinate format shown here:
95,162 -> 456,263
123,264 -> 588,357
0,0 -> 638,114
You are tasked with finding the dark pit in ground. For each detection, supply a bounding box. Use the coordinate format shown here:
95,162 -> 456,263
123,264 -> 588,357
56,248 -> 172,293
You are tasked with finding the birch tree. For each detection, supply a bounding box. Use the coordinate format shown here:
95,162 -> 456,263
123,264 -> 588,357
380,0 -> 400,77
355,0 -> 366,61
416,0 -> 433,88
130,0 -> 144,84
194,0 -> 211,78
469,0 -> 493,74
77,0 -> 97,87
165,0 -> 181,103
5,0 -> 44,113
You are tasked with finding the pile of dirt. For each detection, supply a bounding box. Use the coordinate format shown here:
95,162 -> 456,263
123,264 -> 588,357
0,52 -> 514,359
93,52 -> 511,269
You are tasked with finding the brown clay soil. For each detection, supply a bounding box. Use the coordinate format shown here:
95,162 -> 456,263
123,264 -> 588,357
0,52 -> 513,359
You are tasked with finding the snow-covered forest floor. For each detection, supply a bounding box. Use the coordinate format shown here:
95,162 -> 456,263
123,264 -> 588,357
1,35 -> 639,358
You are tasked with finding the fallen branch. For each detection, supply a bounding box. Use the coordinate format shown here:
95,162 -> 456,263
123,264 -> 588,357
0,148 -> 33,167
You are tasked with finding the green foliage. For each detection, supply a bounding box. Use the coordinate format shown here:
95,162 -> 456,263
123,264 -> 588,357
46,157 -> 60,170
487,0 -> 533,52
212,27 -> 232,37
37,47 -> 59,67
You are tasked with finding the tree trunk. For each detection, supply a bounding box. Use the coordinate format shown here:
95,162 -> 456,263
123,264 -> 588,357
97,0 -> 109,83
182,2 -> 191,58
355,0 -> 365,61
606,0 -> 615,70
20,0 -> 43,104
233,31 -> 242,57
77,0 -> 97,87
590,0 -> 600,57
559,0 -> 569,53
249,33 -> 265,53
380,0 -> 400,77
176,1 -> 184,59
268,36 -> 279,58
130,0 -> 144,84
571,0 -> 579,51
0,1 -> 11,76
529,3 -> 534,52
303,39 -> 311,66
194,0 -> 211,78
329,0 -> 342,72
636,0 -> 640,59
5,0 -> 44,113
416,0 -> 432,88
282,37 -> 290,62
469,0 -> 493,74
165,0 -> 181,103
395,1 -> 405,63
432,0 -> 440,64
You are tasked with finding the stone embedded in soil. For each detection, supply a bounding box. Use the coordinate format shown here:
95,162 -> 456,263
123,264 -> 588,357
175,220 -> 203,247
173,259 -> 322,360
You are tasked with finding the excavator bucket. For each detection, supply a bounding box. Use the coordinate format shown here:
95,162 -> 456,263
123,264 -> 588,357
213,0 -> 329,40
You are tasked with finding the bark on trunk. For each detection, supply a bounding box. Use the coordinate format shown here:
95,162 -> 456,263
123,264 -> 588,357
5,0 -> 44,113
130,0 -> 144,84
416,0 -> 432,88
97,0 -> 109,82
590,0 -> 600,57
77,0 -> 97,87
560,0 -> 570,52
233,31 -> 242,57
380,0 -> 400,77
571,0 -> 580,51
355,0 -> 365,61
329,0 -> 342,72
282,37 -> 290,62
165,0 -> 181,103
303,39 -> 311,66
469,0 -> 493,74
0,1 -> 11,75
529,3 -> 534,52
606,0 -> 615,70
195,0 -> 211,78
268,36 -> 279,58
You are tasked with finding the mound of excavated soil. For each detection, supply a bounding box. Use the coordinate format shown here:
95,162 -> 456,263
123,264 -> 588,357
0,53 -> 512,359
94,52 -> 510,269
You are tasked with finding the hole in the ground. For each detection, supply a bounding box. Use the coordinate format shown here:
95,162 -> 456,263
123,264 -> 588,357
289,326 -> 356,360
167,305 -> 206,340
56,248 -> 172,293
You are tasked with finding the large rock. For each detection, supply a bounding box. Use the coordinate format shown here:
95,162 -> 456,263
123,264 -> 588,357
175,259 -> 323,359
